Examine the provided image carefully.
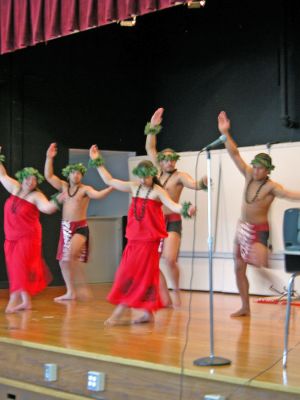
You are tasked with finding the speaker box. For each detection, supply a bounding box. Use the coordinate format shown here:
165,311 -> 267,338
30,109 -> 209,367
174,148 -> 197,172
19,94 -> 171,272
284,253 -> 300,272
283,208 -> 300,251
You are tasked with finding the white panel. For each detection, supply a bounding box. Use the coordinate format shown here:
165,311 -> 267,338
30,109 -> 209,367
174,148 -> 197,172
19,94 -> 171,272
86,217 -> 123,283
69,149 -> 135,217
129,141 -> 300,295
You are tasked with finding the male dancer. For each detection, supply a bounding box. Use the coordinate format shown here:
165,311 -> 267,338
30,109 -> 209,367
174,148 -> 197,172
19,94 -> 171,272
145,108 -> 207,307
218,111 -> 300,317
45,143 -> 113,301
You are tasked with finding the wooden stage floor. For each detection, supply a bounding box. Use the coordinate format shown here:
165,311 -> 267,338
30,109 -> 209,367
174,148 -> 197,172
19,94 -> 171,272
0,284 -> 299,399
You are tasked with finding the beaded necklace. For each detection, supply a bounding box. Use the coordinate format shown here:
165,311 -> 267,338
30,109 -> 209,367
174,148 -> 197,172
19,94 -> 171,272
160,169 -> 177,188
11,190 -> 32,214
245,177 -> 268,204
133,184 -> 153,221
68,184 -> 80,198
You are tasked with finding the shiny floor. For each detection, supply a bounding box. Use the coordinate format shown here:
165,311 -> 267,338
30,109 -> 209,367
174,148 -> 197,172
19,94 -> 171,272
0,284 -> 299,394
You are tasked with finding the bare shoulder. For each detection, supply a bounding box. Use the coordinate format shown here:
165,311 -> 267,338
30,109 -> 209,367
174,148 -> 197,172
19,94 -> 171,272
153,183 -> 164,193
81,184 -> 92,192
58,180 -> 68,191
268,179 -> 283,193
152,183 -> 166,200
174,170 -> 186,183
245,167 -> 253,181
130,181 -> 139,192
28,190 -> 47,202
177,170 -> 187,177
120,181 -> 138,196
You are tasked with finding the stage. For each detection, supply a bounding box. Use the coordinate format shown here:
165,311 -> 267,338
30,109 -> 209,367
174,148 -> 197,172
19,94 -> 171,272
0,284 -> 299,399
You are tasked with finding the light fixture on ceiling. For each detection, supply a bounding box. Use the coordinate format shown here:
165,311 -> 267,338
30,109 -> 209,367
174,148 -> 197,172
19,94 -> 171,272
120,15 -> 137,27
188,0 -> 206,8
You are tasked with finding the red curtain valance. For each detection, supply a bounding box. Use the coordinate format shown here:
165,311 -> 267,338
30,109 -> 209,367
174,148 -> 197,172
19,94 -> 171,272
0,0 -> 185,55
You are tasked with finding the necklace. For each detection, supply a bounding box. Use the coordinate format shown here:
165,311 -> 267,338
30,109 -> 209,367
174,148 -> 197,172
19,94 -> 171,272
133,184 -> 153,221
245,177 -> 268,204
11,190 -> 31,214
160,169 -> 177,188
68,184 -> 80,198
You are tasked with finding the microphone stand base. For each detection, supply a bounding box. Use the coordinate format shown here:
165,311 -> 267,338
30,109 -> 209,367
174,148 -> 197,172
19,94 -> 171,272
193,356 -> 231,366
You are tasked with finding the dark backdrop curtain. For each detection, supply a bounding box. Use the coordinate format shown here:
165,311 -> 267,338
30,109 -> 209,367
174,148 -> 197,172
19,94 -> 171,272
0,0 -> 185,54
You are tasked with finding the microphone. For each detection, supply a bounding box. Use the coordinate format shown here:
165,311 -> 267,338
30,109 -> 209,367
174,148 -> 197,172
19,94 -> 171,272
266,141 -> 280,149
200,135 -> 227,152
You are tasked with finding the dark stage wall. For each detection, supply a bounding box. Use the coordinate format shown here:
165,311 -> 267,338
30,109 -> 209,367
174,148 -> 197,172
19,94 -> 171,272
0,0 -> 299,285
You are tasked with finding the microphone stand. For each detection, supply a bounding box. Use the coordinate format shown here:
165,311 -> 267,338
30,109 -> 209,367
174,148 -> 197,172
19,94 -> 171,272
193,149 -> 231,366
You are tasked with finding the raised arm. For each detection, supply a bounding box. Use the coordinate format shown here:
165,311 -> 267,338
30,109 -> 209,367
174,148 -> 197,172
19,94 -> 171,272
44,143 -> 66,191
155,184 -> 196,216
178,172 -> 208,191
0,148 -> 20,194
85,185 -> 114,200
145,108 -> 164,167
218,111 -> 250,177
272,182 -> 300,201
89,145 -> 132,192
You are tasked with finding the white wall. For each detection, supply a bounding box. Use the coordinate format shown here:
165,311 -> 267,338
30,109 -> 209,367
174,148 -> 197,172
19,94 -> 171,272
129,142 -> 300,295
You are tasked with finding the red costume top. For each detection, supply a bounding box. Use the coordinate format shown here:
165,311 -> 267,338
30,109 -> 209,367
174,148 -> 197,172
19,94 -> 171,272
125,197 -> 168,241
108,197 -> 168,312
4,195 -> 51,295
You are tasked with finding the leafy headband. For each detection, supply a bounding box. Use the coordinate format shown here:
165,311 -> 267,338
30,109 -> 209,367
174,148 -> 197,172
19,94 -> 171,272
15,167 -> 45,184
62,163 -> 87,178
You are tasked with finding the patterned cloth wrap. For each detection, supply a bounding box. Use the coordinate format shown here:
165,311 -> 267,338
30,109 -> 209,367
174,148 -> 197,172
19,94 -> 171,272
237,220 -> 269,263
56,220 -> 89,263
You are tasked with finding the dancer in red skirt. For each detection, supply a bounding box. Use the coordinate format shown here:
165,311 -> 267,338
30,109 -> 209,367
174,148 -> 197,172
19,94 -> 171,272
89,145 -> 196,326
0,148 -> 62,313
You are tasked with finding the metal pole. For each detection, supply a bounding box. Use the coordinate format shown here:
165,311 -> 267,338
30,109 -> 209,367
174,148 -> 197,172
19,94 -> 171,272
194,150 -> 231,366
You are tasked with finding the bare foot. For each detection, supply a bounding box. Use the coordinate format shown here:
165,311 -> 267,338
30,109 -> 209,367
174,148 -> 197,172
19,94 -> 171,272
11,302 -> 32,312
54,293 -> 76,302
104,317 -> 118,327
76,286 -> 93,301
5,293 -> 20,313
133,312 -> 154,324
171,289 -> 181,309
162,301 -> 174,309
230,308 -> 250,317
5,306 -> 16,314
104,304 -> 128,326
104,317 -> 131,327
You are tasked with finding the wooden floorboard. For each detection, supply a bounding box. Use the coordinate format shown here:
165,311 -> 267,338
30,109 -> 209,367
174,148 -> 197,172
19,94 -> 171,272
0,284 -> 299,399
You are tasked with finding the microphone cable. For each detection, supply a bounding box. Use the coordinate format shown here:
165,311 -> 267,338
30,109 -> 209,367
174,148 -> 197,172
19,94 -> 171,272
178,148 -> 202,400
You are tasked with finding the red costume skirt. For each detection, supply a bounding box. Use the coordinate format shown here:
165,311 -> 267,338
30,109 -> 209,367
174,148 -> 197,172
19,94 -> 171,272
108,240 -> 163,312
5,235 -> 51,295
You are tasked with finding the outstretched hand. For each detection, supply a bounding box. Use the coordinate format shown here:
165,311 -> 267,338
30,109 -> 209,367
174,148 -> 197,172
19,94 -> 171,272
47,143 -> 57,159
218,111 -> 231,134
57,191 -> 68,203
150,108 -> 164,127
188,205 -> 196,217
89,144 -> 101,160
